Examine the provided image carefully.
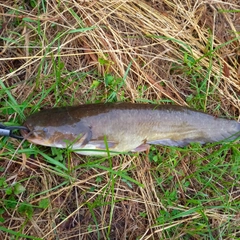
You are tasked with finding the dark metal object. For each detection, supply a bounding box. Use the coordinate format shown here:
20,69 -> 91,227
0,124 -> 29,139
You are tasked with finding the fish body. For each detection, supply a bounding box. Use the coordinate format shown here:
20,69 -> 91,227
21,103 -> 240,156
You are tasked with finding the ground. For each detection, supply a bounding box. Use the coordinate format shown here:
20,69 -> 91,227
0,0 -> 240,239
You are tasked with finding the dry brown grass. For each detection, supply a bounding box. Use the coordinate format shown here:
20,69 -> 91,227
0,0 -> 240,239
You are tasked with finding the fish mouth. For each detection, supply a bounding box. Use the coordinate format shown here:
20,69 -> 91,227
20,124 -> 33,139
20,125 -> 51,146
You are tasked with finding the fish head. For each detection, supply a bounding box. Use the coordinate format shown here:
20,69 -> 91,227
21,116 -> 92,149
21,121 -> 64,147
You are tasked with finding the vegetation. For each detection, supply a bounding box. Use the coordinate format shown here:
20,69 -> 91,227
0,0 -> 240,239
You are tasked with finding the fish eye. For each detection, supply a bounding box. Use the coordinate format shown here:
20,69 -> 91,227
43,128 -> 48,133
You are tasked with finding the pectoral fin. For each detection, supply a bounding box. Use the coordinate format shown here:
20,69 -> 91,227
73,140 -> 118,156
80,131 -> 92,146
73,139 -> 117,150
87,140 -> 117,149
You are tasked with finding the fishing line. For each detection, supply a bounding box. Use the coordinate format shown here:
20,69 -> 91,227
0,124 -> 30,139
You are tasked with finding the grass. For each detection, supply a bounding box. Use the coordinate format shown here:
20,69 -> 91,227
0,0 -> 240,239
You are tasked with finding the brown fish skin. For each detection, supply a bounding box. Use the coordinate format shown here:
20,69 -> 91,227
21,103 -> 240,156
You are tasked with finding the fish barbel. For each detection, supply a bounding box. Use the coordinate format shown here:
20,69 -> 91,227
21,103 -> 240,156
